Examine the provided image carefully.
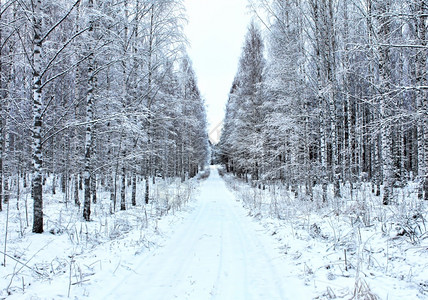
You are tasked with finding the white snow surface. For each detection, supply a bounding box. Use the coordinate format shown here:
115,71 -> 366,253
220,169 -> 428,300
2,166 -> 427,299
89,166 -> 309,299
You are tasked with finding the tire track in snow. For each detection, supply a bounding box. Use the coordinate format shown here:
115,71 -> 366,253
233,209 -> 287,299
93,166 -> 308,300
102,191 -> 211,299
210,214 -> 224,299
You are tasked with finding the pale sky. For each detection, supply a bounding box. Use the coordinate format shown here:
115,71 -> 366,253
183,0 -> 252,133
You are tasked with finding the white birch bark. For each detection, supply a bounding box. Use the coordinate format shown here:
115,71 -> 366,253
32,0 -> 44,233
414,1 -> 427,200
0,96 -> 2,212
311,0 -> 328,203
325,0 -> 340,199
120,0 -> 128,211
83,0 -> 95,221
144,4 -> 155,205
0,0 -> 6,211
0,2 -> 3,211
376,0 -> 394,205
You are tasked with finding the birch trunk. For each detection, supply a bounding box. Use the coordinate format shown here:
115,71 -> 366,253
73,0 -> 81,206
83,0 -> 95,221
0,116 -> 2,212
325,0 -> 340,199
121,167 -> 126,210
74,174 -> 80,206
144,4 -> 155,205
131,174 -> 136,206
3,125 -> 10,204
415,1 -> 427,200
376,0 -> 394,205
0,9 -> 3,211
131,0 -> 139,207
32,0 -> 44,233
320,110 -> 328,203
366,0 -> 381,196
3,27 -> 13,205
120,0 -> 128,211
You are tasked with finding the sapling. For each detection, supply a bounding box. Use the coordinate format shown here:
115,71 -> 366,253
17,170 -> 20,211
3,197 -> 10,266
25,193 -> 29,227
7,262 -> 19,294
18,209 -> 24,237
68,255 -> 74,297
344,249 -> 348,271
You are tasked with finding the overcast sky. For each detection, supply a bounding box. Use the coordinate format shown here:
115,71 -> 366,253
183,0 -> 252,132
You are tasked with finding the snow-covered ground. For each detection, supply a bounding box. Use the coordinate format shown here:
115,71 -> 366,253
87,165 -> 309,300
220,168 -> 428,299
2,166 -> 427,299
1,175 -> 197,299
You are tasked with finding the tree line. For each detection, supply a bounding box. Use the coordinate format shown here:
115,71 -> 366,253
0,0 -> 209,233
220,0 -> 427,203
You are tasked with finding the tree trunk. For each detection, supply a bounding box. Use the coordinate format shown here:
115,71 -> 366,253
91,126 -> 97,204
83,0 -> 95,221
131,173 -> 136,206
376,0 -> 394,205
91,174 -> 97,204
74,174 -> 80,206
110,172 -> 115,212
415,0 -> 427,200
325,0 -> 340,199
32,0 -> 44,233
61,172 -> 66,194
144,174 -> 149,204
120,167 -> 126,210
0,0 -> 3,212
321,117 -> 328,204
3,127 -> 9,204
79,172 -> 83,190
0,116 -> 3,212
312,0 -> 328,204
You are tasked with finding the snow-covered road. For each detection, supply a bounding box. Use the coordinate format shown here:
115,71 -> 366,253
97,167 -> 308,300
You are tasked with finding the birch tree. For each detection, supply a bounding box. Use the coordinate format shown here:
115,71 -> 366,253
31,0 -> 44,233
222,0 -> 427,205
0,0 -> 208,223
413,0 -> 428,200
83,0 -> 95,221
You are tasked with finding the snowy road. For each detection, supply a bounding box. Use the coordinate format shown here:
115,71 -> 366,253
97,167 -> 308,300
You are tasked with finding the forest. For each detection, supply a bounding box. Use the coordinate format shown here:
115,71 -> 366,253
1,0 -> 428,298
216,2 -> 428,297
220,0 -> 427,205
0,0 -> 209,233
